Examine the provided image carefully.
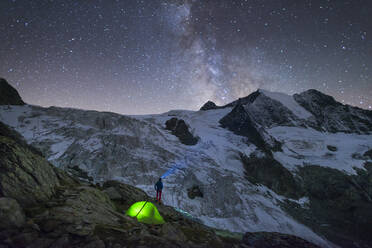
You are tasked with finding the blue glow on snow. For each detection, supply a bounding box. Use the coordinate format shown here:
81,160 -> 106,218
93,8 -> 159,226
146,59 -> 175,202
161,159 -> 187,179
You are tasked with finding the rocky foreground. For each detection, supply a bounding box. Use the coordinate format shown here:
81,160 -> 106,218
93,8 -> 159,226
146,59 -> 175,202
0,121 -> 321,248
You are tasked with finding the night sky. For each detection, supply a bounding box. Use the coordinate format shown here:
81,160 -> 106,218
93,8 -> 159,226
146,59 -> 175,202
1,0 -> 371,114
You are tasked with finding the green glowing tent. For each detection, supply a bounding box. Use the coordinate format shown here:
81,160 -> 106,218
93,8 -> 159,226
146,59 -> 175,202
126,201 -> 165,224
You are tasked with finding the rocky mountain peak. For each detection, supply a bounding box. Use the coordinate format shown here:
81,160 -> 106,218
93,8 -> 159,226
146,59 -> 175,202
224,90 -> 261,108
294,89 -> 372,134
294,89 -> 339,108
218,88 -> 372,134
0,78 -> 25,105
199,101 -> 218,111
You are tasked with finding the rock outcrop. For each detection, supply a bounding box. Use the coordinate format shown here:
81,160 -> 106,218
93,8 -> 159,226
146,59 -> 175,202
240,153 -> 301,199
0,135 -> 64,207
220,104 -> 267,151
219,104 -> 281,153
165,118 -> 198,145
0,78 -> 25,105
239,149 -> 372,247
294,89 -> 372,134
187,185 -> 203,199
199,101 -> 219,111
0,198 -> 26,229
280,163 -> 372,247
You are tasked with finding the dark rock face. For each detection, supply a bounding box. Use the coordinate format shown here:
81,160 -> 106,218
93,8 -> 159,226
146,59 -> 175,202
242,93 -> 305,128
187,185 -> 203,199
326,145 -> 337,152
165,118 -> 198,145
294,89 -> 372,134
242,232 -> 320,248
239,148 -> 372,247
102,180 -> 149,210
224,90 -> 261,108
0,121 -> 42,156
0,136 -> 63,207
282,164 -> 372,248
199,101 -> 219,111
220,104 -> 266,150
240,153 -> 301,199
66,165 -> 94,182
0,78 -> 25,105
219,104 -> 281,152
364,149 -> 372,159
220,89 -> 371,138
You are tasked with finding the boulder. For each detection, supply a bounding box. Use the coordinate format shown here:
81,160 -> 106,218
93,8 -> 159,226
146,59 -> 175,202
187,186 -> 203,199
0,78 -> 25,105
326,145 -> 337,152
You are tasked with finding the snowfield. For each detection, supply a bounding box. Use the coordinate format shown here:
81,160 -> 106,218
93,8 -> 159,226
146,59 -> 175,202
269,126 -> 372,174
258,89 -> 313,119
2,89 -> 371,247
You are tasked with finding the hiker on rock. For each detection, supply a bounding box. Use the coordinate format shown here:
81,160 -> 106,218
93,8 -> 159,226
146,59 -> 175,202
154,178 -> 163,203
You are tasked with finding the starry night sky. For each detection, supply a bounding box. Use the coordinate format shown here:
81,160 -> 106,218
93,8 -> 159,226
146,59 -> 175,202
1,0 -> 371,114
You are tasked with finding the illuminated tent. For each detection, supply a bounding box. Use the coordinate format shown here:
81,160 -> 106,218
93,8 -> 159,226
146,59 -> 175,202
126,201 -> 165,224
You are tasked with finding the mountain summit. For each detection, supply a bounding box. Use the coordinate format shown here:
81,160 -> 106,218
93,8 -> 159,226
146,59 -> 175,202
0,78 -> 25,105
202,88 -> 372,134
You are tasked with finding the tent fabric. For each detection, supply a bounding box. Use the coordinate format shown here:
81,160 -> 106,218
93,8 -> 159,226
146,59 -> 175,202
126,201 -> 165,224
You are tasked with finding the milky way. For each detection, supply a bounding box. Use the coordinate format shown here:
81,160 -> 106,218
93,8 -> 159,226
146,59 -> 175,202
0,0 -> 371,114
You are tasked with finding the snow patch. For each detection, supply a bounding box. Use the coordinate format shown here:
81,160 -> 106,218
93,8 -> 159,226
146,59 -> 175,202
49,139 -> 74,161
269,126 -> 372,174
259,89 -> 312,119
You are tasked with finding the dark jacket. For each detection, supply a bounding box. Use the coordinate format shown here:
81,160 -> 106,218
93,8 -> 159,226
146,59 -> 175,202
155,180 -> 163,191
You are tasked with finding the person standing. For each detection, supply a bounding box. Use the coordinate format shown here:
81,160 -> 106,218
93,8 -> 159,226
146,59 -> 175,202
154,178 -> 163,204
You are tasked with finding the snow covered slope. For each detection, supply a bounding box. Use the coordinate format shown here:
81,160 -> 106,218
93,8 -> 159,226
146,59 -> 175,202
0,104 -> 333,247
1,88 -> 371,247
258,89 -> 313,120
269,126 -> 372,173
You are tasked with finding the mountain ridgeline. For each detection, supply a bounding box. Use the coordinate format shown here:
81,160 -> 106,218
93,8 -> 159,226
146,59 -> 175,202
0,78 -> 25,105
1,79 -> 372,247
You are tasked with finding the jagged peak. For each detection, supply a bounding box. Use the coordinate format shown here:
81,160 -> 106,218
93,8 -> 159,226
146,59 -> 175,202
294,89 -> 338,107
223,90 -> 261,108
199,100 -> 219,111
0,78 -> 25,105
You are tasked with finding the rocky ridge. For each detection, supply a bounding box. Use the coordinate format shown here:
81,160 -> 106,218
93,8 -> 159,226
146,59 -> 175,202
210,88 -> 372,134
0,78 -> 25,105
